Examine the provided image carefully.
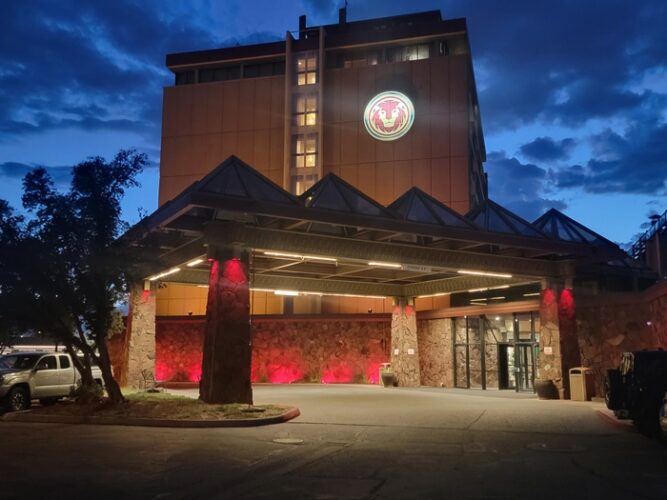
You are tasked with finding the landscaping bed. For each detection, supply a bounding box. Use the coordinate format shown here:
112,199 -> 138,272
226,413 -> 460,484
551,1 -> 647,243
27,391 -> 288,421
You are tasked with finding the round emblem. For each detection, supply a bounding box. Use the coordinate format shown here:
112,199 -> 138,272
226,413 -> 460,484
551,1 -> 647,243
363,91 -> 415,141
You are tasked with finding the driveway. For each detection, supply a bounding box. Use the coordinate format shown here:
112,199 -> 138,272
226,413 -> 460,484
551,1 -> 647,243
0,384 -> 665,499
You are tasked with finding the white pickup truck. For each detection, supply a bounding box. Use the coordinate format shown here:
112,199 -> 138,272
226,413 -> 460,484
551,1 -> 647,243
0,352 -> 104,411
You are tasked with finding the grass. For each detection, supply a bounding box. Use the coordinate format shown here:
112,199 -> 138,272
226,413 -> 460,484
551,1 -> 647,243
30,391 -> 288,420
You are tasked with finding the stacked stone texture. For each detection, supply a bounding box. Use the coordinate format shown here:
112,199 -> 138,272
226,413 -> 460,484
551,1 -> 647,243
391,304 -> 421,387
417,318 -> 453,387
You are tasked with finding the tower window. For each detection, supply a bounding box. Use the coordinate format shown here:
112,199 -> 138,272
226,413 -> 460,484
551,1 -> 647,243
294,95 -> 317,126
296,54 -> 317,85
293,134 -> 317,169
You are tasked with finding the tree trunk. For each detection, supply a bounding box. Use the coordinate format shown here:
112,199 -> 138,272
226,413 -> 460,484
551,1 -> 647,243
199,251 -> 253,405
97,333 -> 125,404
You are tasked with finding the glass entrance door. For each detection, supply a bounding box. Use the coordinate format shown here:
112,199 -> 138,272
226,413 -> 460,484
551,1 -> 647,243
514,343 -> 536,391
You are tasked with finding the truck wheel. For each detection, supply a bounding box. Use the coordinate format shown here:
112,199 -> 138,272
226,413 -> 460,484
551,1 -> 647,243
7,386 -> 30,412
39,397 -> 59,406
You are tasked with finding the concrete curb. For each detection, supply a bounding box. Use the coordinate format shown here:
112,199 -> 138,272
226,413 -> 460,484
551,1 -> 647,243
1,406 -> 301,428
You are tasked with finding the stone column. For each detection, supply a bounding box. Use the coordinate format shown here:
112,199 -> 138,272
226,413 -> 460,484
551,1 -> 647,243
538,284 -> 581,398
199,248 -> 253,405
125,283 -> 156,389
391,298 -> 421,387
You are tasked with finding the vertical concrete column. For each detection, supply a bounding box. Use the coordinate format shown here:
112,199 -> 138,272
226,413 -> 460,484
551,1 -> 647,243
199,248 -> 253,404
538,283 -> 581,398
391,298 -> 421,387
125,283 -> 156,389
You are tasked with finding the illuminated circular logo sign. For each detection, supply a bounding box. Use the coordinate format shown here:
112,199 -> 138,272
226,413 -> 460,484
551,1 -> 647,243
363,91 -> 415,141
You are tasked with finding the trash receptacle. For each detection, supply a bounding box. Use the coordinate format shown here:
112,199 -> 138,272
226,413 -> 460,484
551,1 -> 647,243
569,367 -> 595,401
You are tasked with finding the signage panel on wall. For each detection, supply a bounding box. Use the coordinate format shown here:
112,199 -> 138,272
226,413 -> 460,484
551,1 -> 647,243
363,91 -> 415,141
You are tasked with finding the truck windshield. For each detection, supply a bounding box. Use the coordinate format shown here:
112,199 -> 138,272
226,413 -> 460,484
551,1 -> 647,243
0,354 -> 42,370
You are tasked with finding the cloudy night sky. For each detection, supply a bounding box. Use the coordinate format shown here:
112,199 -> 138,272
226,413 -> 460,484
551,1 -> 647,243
0,0 -> 665,246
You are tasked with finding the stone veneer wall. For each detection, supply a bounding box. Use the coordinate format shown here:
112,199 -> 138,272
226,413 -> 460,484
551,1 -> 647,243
417,318 -> 453,387
147,316 -> 391,385
576,282 -> 667,396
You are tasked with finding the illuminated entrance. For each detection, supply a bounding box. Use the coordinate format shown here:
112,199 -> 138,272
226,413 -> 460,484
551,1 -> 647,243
123,156 -> 623,398
452,313 -> 539,392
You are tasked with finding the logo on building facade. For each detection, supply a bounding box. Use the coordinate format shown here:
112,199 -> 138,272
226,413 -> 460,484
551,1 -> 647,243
363,91 -> 415,141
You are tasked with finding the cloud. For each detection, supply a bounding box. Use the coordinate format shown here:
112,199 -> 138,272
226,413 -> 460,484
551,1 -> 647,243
0,0 -> 218,144
0,162 -> 73,185
548,118 -> 667,195
485,152 -> 566,221
520,136 -> 575,162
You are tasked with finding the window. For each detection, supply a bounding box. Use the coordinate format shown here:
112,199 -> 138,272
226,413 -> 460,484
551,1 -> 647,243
243,60 -> 285,78
59,355 -> 71,369
294,95 -> 317,126
37,356 -> 57,370
175,70 -> 195,85
296,54 -> 317,85
294,177 -> 316,195
387,44 -> 430,63
293,134 -> 317,169
199,65 -> 241,83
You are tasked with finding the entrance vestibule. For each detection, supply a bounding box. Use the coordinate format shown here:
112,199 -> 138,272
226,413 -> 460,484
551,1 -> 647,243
454,313 -> 539,392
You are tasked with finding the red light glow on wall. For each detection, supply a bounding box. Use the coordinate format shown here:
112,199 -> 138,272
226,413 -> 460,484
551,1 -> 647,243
541,288 -> 556,307
559,288 -> 575,316
223,257 -> 247,284
321,360 -> 355,383
154,318 -> 390,385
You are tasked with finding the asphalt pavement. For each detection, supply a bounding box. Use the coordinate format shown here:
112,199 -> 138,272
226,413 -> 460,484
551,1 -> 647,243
0,384 -> 665,499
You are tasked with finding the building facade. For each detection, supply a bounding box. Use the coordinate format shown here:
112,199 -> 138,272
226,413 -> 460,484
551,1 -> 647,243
117,9 -> 660,398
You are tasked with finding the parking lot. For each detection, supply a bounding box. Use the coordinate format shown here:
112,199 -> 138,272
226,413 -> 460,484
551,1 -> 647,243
1,384 -> 665,499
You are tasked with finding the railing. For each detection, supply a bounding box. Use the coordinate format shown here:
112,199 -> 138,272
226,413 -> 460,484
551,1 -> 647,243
631,209 -> 667,260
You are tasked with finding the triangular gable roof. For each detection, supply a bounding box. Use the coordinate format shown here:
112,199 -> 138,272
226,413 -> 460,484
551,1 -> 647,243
466,199 -> 547,239
388,187 -> 479,230
533,208 -> 619,248
198,155 -> 300,205
299,173 -> 393,217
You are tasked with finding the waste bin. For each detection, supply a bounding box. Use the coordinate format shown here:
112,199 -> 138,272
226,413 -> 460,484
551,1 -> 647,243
569,367 -> 595,401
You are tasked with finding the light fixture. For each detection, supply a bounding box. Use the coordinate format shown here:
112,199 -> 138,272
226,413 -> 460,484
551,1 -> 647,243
489,285 -> 510,290
148,268 -> 181,281
368,261 -> 402,269
264,251 -> 302,259
334,293 -> 387,299
274,290 -> 299,296
264,251 -> 337,264
197,285 -> 209,288
457,270 -> 513,279
468,287 -> 488,293
523,292 -> 540,297
495,316 -> 501,321
303,255 -> 337,263
489,296 -> 506,300
417,292 -> 450,298
186,258 -> 204,267
470,298 -> 487,302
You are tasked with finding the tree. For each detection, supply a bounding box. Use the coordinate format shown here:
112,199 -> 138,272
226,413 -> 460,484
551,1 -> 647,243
0,150 -> 147,404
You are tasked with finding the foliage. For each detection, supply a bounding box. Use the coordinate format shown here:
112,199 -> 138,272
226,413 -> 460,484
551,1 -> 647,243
0,150 -> 148,403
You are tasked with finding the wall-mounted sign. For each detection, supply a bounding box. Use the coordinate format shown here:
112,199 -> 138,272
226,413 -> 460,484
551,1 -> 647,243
363,91 -> 415,141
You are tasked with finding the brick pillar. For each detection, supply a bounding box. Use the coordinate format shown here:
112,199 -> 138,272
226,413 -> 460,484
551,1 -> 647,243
199,250 -> 253,404
391,298 -> 421,387
538,285 -> 581,398
125,283 -> 156,389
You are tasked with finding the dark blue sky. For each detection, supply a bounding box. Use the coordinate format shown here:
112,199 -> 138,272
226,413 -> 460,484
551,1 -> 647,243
0,0 -> 665,245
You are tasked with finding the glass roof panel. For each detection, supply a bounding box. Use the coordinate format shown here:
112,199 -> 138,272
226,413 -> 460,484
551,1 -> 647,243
308,182 -> 348,210
406,195 -> 439,224
428,202 -> 474,228
201,168 -> 247,197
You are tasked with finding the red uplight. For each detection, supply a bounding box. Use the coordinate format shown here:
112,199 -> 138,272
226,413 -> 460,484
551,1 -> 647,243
321,361 -> 355,384
559,288 -> 575,315
223,258 -> 247,284
541,288 -> 556,306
